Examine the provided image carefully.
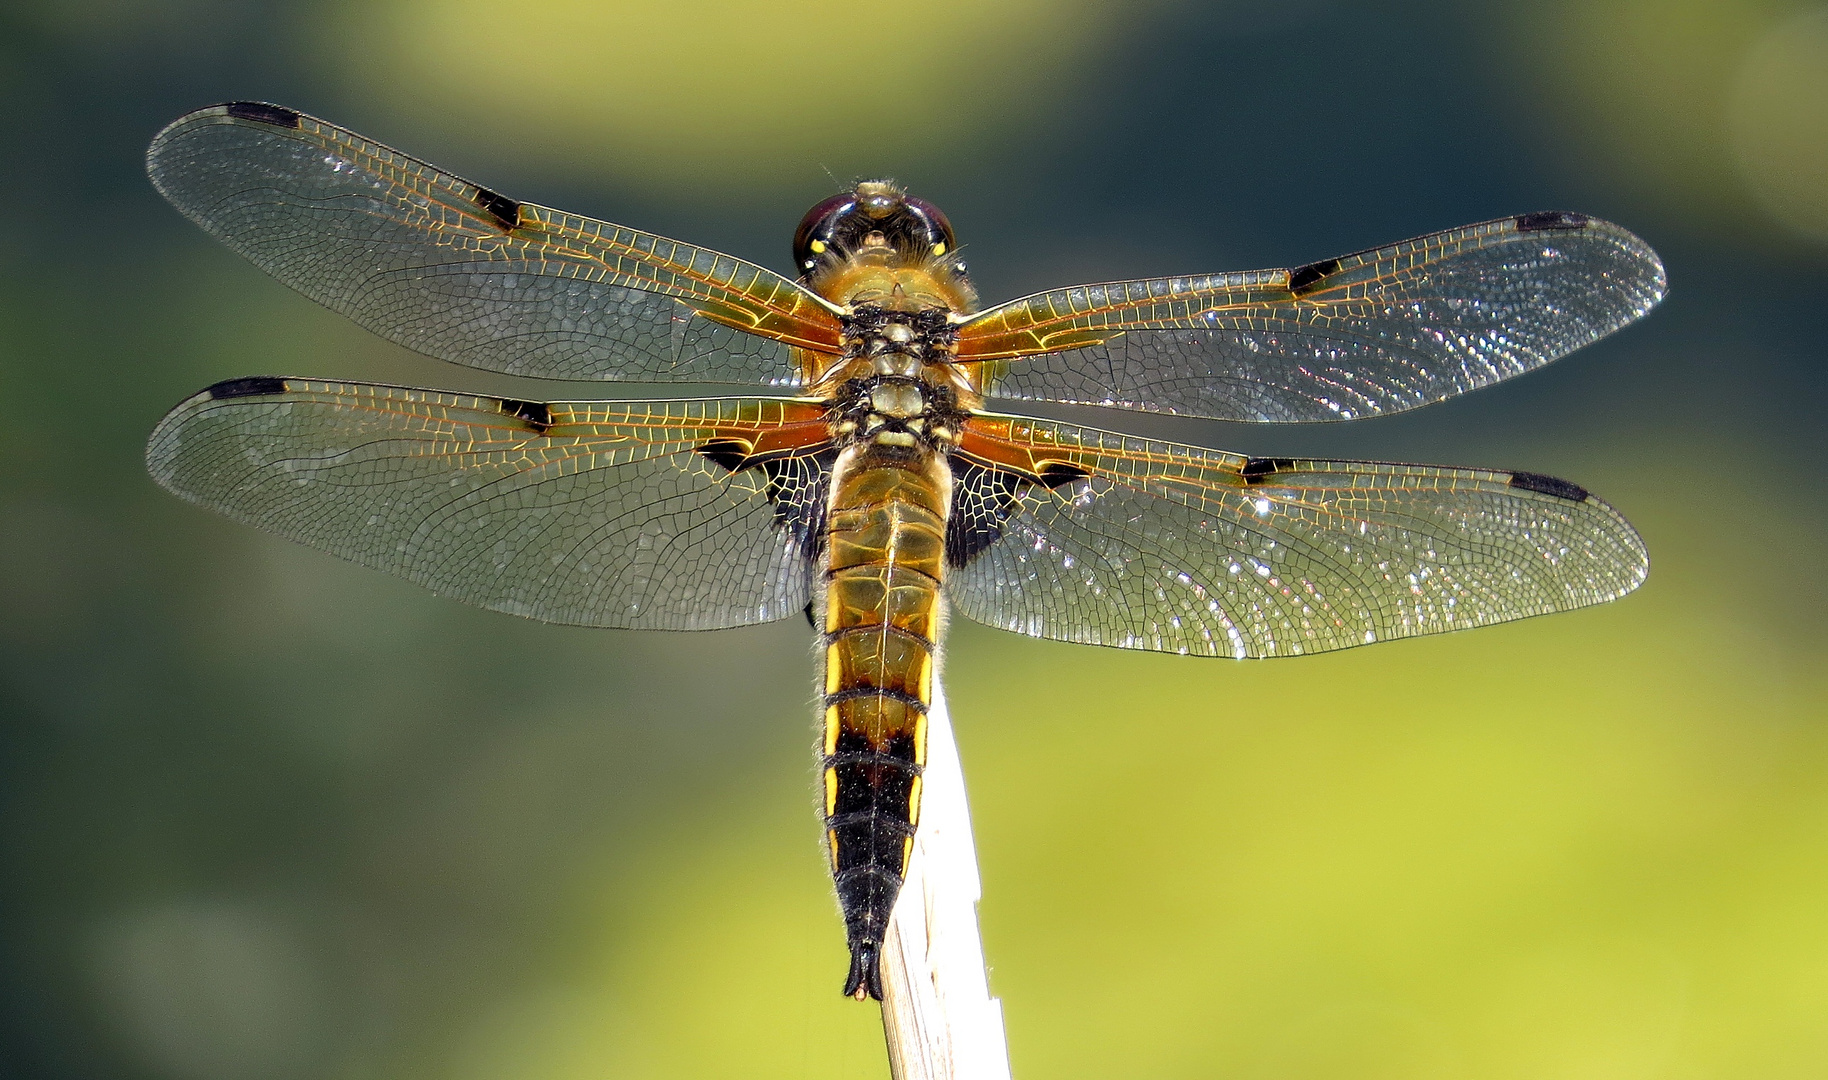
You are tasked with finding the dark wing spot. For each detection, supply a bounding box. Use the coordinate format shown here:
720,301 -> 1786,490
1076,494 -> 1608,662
762,448 -> 837,562
207,376 -> 289,400
473,186 -> 522,231
1288,257 -> 1341,295
696,438 -> 752,471
1508,470 -> 1589,501
498,398 -> 552,433
1514,211 -> 1590,232
1242,456 -> 1296,482
224,102 -> 301,128
947,457 -> 1025,568
694,443 -> 837,560
1037,461 -> 1091,489
945,456 -> 1089,568
803,601 -> 817,631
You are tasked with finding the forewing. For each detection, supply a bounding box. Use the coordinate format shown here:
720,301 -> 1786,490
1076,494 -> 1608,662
955,214 -> 1665,421
147,378 -> 834,629
947,414 -> 1647,657
146,103 -> 843,384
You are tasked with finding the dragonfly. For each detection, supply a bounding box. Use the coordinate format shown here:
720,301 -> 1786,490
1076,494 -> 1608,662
145,102 -> 1665,1002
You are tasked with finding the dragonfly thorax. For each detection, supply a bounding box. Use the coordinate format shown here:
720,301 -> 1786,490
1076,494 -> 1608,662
808,301 -> 982,399
846,303 -> 953,363
831,375 -> 963,451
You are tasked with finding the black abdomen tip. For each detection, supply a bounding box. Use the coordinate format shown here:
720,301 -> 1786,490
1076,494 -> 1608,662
207,376 -> 289,400
224,102 -> 301,128
843,944 -> 884,1001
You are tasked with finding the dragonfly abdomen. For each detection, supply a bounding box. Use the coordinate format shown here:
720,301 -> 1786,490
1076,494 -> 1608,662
819,444 -> 951,1000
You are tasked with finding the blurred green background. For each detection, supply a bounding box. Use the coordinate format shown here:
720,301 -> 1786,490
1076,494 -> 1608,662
3,0 -> 1826,1077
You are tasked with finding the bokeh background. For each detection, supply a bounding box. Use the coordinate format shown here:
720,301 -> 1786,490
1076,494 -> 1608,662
4,0 -> 1827,1077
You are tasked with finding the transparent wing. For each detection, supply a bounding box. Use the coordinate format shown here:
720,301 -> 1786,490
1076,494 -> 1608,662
946,413 -> 1647,657
146,103 -> 843,384
147,378 -> 835,629
955,213 -> 1666,421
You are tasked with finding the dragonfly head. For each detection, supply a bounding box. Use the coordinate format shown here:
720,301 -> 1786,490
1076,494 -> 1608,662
793,180 -> 965,282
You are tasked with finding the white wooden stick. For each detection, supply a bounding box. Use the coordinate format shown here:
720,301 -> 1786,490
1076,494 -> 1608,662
877,678 -> 1012,1080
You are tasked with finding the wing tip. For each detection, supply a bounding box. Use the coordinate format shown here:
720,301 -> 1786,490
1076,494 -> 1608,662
1513,210 -> 1669,307
151,101 -> 302,147
147,102 -> 304,194
146,377 -> 293,479
1504,469 -> 1651,600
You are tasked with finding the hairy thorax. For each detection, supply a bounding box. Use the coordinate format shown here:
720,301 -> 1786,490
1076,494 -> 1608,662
807,265 -> 983,472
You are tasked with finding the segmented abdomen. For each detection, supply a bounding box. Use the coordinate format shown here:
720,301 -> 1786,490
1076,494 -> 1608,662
819,445 -> 950,999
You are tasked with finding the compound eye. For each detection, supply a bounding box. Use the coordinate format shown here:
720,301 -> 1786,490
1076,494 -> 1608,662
792,192 -> 855,272
902,196 -> 956,256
